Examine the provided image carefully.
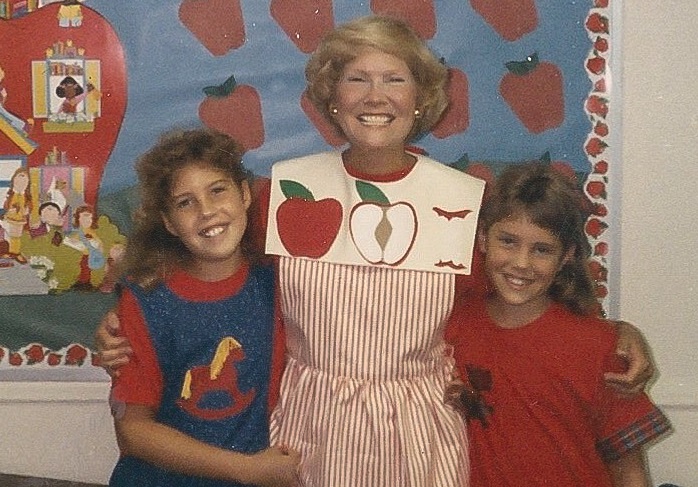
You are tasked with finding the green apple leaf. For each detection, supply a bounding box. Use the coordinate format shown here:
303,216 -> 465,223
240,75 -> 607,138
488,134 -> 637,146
203,75 -> 238,98
280,180 -> 315,201
504,53 -> 539,76
356,181 -> 390,205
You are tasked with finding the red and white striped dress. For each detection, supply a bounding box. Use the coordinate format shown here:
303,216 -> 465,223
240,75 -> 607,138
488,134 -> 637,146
269,257 -> 469,486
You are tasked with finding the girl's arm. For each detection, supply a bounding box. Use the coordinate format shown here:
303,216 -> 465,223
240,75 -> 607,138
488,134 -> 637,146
607,449 -> 650,487
115,404 -> 300,486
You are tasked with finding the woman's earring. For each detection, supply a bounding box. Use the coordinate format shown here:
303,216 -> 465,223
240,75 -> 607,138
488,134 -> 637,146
414,109 -> 422,119
330,106 -> 338,115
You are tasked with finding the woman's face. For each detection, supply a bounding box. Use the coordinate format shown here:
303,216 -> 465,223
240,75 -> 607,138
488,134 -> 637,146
333,48 -> 418,152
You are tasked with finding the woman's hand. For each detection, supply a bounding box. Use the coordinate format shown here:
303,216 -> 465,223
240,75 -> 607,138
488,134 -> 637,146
605,321 -> 655,395
95,310 -> 132,377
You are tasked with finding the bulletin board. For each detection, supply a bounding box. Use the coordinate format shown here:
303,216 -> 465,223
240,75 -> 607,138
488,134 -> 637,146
0,0 -> 616,379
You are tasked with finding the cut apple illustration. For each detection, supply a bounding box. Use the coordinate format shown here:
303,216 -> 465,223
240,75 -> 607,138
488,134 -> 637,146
276,180 -> 342,258
350,181 -> 417,266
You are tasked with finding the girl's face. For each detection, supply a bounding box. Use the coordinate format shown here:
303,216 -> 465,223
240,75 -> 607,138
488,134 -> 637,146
13,171 -> 29,192
163,162 -> 250,279
333,48 -> 418,152
479,214 -> 572,326
78,210 -> 93,229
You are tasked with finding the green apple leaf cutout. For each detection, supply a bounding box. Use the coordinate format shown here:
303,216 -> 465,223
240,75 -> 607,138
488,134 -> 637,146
280,180 -> 315,201
356,181 -> 390,205
539,151 -> 551,164
203,75 -> 238,98
505,53 -> 539,76
449,152 -> 470,171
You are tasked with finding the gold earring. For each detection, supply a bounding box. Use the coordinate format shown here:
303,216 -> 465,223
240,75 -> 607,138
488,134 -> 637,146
330,106 -> 338,115
414,109 -> 422,119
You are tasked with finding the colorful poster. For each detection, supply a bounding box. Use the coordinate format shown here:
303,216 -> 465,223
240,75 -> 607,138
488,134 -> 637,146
0,0 -> 615,378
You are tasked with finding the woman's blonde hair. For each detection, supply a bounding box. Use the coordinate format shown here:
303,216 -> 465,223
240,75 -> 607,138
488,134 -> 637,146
305,15 -> 449,140
124,128 -> 250,289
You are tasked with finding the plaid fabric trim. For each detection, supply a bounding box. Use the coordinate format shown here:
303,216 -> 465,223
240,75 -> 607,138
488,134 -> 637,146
597,407 -> 672,462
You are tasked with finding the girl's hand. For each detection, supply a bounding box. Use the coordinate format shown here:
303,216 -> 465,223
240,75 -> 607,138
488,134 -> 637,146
245,446 -> 301,487
605,320 -> 655,395
95,310 -> 132,377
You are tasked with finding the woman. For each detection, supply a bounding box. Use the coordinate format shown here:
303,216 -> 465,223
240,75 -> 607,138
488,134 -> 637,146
97,15 -> 655,487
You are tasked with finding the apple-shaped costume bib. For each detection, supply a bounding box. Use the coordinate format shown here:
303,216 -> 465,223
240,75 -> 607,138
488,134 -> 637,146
266,151 -> 485,274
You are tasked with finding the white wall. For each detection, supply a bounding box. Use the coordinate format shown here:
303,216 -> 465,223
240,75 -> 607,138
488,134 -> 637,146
618,1 -> 698,486
0,2 -> 696,485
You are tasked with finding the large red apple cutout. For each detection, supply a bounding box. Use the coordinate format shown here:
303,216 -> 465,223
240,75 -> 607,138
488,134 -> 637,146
350,181 -> 416,266
199,75 -> 265,151
499,53 -> 564,134
270,0 -> 335,54
0,4 -> 127,207
276,180 -> 342,258
370,0 -> 436,39
179,0 -> 246,56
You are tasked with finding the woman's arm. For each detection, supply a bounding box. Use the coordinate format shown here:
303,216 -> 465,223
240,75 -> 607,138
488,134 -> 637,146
608,449 -> 650,487
605,321 -> 655,395
115,404 -> 300,486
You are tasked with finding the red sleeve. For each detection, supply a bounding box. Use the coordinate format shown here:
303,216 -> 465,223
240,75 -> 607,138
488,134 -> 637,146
267,268 -> 286,415
110,289 -> 163,408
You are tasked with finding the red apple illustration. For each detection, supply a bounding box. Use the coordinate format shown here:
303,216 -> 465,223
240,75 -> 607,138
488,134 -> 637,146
586,95 -> 609,117
47,353 -> 62,366
199,75 -> 265,151
179,0 -> 246,56
9,352 -> 23,366
588,260 -> 608,282
349,181 -> 416,266
594,241 -> 609,257
586,180 -> 606,199
586,12 -> 609,34
585,137 -> 607,157
499,53 -> 564,134
65,344 -> 88,366
370,0 -> 436,39
586,55 -> 606,76
593,160 -> 609,174
585,218 -> 607,239
270,0 -> 335,53
25,344 -> 46,364
0,4 -> 128,206
276,180 -> 342,258
470,0 -> 538,42
432,67 -> 469,139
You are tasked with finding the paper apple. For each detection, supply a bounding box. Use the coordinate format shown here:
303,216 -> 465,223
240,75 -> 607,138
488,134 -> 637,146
350,181 -> 416,266
0,4 -> 127,207
179,0 -> 246,56
275,180 -> 342,258
199,75 -> 265,151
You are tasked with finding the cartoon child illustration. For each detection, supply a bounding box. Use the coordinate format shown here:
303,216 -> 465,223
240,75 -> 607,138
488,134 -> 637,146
64,205 -> 105,291
0,65 -> 31,134
58,0 -> 83,28
1,167 -> 32,264
29,201 -> 65,246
